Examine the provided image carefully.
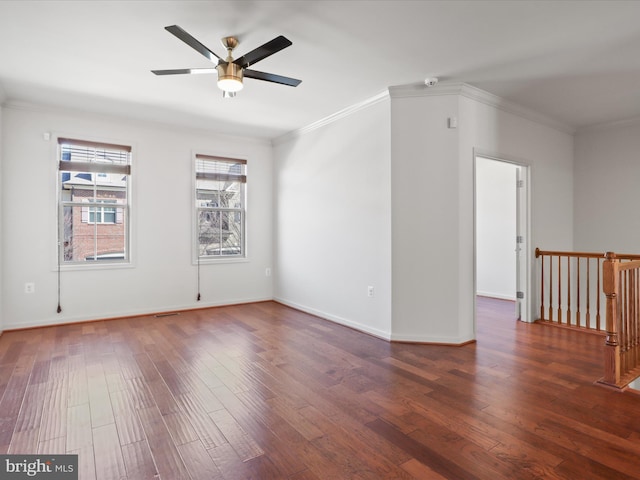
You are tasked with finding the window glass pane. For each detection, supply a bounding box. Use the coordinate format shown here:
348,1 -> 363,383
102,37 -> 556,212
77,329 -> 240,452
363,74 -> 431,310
62,205 -> 75,261
93,216 -> 126,261
220,184 -> 242,207
196,190 -> 219,207
221,211 -> 242,255
62,205 -> 127,262
198,210 -> 221,256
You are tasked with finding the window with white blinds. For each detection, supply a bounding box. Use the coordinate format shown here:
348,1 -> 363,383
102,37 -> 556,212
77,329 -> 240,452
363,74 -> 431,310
195,153 -> 246,258
58,137 -> 131,263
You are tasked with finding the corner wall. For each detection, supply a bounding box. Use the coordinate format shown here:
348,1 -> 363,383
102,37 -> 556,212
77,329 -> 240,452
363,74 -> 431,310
390,84 -> 574,342
1,102 -> 274,329
390,92 -> 464,342
273,96 -> 392,339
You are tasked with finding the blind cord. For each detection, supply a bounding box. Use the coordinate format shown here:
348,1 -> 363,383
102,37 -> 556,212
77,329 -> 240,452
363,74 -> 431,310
56,211 -> 62,313
197,252 -> 201,301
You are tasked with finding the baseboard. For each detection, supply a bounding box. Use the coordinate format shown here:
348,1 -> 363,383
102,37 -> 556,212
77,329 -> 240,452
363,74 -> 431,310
273,297 -> 475,345
5,296 -> 476,347
476,291 -> 516,301
2,296 -> 273,331
389,330 -> 476,345
273,297 -> 392,341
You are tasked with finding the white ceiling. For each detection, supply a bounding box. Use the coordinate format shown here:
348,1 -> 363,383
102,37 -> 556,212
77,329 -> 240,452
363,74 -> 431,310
1,0 -> 640,139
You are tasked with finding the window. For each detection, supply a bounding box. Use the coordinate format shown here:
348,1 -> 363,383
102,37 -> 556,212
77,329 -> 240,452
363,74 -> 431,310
89,200 -> 118,224
58,138 -> 131,264
195,154 -> 246,258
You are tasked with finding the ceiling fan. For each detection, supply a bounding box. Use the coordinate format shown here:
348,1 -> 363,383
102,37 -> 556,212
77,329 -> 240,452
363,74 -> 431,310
152,25 -> 302,97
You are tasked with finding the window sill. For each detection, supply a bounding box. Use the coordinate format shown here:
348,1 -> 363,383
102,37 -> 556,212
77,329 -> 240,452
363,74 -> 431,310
193,256 -> 249,266
57,261 -> 135,272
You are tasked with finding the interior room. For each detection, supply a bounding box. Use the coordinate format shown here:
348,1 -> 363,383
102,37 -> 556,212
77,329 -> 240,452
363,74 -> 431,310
1,1 -> 640,479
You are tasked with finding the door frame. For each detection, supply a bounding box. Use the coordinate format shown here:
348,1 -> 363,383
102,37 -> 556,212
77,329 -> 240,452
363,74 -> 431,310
473,150 -> 532,323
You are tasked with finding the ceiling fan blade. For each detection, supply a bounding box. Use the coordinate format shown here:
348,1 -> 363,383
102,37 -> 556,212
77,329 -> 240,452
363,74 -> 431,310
165,25 -> 222,64
234,35 -> 292,68
151,68 -> 217,75
244,69 -> 301,87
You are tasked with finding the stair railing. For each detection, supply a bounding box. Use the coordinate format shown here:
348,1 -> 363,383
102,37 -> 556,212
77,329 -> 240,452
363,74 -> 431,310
536,248 -> 640,388
535,249 -> 605,331
599,252 -> 640,389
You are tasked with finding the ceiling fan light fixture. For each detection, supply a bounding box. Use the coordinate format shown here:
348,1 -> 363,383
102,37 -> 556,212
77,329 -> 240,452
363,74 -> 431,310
216,62 -> 244,92
153,27 -> 301,94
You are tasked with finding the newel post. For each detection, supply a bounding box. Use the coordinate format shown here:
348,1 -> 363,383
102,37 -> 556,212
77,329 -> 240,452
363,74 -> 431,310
602,252 -> 621,386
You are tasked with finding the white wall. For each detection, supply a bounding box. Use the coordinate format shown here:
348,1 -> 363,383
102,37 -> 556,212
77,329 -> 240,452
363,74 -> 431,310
476,157 -> 517,300
574,121 -> 640,253
1,102 -> 274,329
273,97 -> 392,339
389,84 -> 574,342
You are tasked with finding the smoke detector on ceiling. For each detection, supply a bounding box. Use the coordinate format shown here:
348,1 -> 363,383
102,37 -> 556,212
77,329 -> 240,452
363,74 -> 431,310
424,77 -> 439,87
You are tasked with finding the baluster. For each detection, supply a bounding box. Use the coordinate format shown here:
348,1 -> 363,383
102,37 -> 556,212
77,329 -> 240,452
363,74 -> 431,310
635,269 -> 640,370
586,258 -> 591,329
632,270 -> 636,370
636,269 -> 640,371
557,255 -> 562,324
622,271 -> 629,376
626,271 -> 632,373
627,271 -> 632,372
576,257 -> 581,327
549,255 -> 554,322
567,256 -> 572,325
596,258 -> 602,331
540,252 -> 545,321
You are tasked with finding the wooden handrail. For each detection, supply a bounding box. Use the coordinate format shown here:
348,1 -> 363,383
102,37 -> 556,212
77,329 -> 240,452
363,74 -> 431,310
536,248 -> 640,261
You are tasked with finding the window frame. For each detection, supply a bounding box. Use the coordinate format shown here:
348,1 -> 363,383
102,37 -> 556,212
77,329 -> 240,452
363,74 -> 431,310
193,152 -> 247,263
56,136 -> 132,267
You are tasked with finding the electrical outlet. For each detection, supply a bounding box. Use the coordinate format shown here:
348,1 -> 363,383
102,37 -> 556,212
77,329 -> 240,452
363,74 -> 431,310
367,286 -> 374,297
24,282 -> 35,294
265,267 -> 271,277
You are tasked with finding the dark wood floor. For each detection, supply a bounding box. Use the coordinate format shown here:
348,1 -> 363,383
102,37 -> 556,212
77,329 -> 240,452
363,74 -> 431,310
0,298 -> 639,479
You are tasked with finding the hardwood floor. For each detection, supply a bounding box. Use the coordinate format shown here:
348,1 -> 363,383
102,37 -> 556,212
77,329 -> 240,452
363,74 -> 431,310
1,298 -> 639,479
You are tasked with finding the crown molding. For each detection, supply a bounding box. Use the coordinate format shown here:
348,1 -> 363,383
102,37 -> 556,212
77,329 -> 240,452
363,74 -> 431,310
273,90 -> 389,145
2,99 -> 272,147
459,83 -> 575,134
390,82 -> 575,135
576,115 -> 640,134
276,82 -> 575,146
388,81 -> 466,98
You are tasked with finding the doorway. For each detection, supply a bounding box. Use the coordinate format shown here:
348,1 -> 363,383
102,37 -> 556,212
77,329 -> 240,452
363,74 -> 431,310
475,155 -> 530,322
